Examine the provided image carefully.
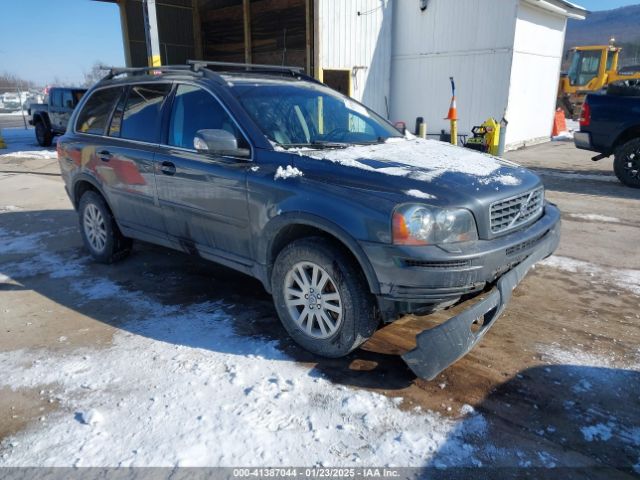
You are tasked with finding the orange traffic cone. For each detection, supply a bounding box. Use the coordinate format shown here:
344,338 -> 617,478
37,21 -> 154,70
552,108 -> 567,136
445,77 -> 458,145
445,96 -> 458,121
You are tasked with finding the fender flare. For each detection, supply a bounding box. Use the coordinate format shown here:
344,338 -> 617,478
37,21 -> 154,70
71,173 -> 114,212
612,123 -> 640,151
32,112 -> 52,130
259,212 -> 381,295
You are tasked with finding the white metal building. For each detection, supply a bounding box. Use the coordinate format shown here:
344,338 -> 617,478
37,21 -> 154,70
389,0 -> 586,149
106,0 -> 586,150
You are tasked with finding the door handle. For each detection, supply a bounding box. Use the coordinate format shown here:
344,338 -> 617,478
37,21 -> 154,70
160,161 -> 176,176
97,150 -> 111,162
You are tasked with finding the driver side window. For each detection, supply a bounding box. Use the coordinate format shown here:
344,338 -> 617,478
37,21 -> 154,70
168,84 -> 247,150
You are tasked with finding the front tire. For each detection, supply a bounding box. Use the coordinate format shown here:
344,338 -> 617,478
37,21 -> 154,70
271,237 -> 379,358
613,138 -> 640,189
78,191 -> 132,263
35,121 -> 52,147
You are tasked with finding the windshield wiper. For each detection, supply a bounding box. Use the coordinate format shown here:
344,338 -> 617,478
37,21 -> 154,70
279,141 -> 350,150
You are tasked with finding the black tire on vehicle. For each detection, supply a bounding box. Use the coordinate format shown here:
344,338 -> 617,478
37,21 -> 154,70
613,137 -> 640,189
271,237 -> 379,358
78,191 -> 132,263
35,121 -> 53,147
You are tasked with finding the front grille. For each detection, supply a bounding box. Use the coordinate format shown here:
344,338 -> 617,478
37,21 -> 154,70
490,188 -> 544,235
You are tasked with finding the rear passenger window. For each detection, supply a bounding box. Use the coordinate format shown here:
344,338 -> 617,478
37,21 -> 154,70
119,83 -> 171,143
51,90 -> 62,108
168,84 -> 248,150
62,90 -> 74,109
75,87 -> 124,135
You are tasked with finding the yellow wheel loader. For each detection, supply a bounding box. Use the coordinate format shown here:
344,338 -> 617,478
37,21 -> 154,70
558,41 -> 640,118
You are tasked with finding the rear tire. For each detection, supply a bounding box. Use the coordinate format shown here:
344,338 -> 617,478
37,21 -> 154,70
35,121 -> 53,147
271,237 -> 379,358
613,138 -> 640,189
78,191 -> 132,263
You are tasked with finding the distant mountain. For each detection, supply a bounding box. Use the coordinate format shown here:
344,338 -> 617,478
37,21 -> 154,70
565,4 -> 640,47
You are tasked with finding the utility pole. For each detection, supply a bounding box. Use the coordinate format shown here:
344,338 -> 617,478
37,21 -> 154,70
143,0 -> 162,67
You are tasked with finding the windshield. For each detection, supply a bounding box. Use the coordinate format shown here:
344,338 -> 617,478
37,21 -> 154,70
567,50 -> 602,86
230,81 -> 402,147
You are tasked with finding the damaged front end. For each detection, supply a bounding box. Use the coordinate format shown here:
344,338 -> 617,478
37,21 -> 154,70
400,229 -> 559,380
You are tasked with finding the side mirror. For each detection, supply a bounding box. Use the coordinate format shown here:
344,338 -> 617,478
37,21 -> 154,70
194,129 -> 250,158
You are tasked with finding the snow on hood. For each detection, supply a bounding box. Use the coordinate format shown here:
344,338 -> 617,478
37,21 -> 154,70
297,138 -> 519,185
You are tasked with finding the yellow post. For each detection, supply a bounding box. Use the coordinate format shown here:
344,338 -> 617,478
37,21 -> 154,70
418,122 -> 427,139
450,119 -> 457,146
0,134 -> 6,149
445,77 -> 458,146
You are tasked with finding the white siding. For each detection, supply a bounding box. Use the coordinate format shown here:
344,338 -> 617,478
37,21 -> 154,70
504,1 -> 567,148
390,0 -> 518,136
318,0 -> 393,116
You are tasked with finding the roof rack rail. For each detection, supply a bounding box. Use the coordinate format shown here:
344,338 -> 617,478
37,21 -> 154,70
98,65 -> 199,81
187,60 -> 322,84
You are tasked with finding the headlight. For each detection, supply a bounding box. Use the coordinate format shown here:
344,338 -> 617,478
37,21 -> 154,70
392,204 -> 478,245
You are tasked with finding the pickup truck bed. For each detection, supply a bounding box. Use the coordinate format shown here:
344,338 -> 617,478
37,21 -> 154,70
575,83 -> 640,188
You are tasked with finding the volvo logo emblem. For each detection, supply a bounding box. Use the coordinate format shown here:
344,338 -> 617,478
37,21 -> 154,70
519,203 -> 528,216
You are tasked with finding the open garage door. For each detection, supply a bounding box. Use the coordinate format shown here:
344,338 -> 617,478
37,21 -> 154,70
197,0 -> 314,74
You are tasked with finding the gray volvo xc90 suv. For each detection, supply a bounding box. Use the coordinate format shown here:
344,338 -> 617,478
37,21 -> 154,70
57,62 -> 560,379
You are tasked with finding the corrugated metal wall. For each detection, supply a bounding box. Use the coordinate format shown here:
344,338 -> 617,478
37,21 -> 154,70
318,0 -> 393,117
390,0 -> 518,139
505,2 -> 567,148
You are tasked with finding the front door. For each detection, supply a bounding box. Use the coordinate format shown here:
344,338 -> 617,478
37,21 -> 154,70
154,83 -> 253,260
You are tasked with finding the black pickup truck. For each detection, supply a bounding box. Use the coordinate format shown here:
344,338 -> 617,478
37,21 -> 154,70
28,87 -> 86,147
574,82 -> 640,188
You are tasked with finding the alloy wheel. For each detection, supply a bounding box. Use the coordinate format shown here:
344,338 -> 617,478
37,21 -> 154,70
283,261 -> 343,339
83,203 -> 107,253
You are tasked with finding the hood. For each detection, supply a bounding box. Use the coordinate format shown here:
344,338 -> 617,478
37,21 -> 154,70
283,138 -> 542,208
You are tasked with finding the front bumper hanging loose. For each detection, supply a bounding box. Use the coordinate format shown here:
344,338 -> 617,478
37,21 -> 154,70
401,230 -> 558,380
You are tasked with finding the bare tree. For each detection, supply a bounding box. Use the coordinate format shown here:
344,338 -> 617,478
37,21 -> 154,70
82,62 -> 108,88
0,72 -> 36,92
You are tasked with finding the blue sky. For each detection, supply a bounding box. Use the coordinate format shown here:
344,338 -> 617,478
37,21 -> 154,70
0,0 -> 638,86
0,0 -> 124,86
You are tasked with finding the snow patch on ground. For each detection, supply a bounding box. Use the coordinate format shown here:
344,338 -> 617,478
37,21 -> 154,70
0,296 -> 487,467
552,119 -> 580,141
540,255 -> 640,296
274,165 -> 304,180
0,252 -> 85,283
0,231 -> 492,467
565,213 -> 622,223
302,138 -> 508,182
0,205 -> 21,212
0,227 -> 49,255
405,189 -> 436,200
0,127 -> 57,158
535,169 -> 618,183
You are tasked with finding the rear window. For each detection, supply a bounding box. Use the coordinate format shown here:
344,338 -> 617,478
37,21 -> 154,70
75,87 -> 124,135
117,83 -> 171,143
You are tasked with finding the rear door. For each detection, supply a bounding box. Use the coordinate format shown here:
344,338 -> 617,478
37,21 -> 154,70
154,83 -> 253,260
100,82 -> 172,239
49,89 -> 63,131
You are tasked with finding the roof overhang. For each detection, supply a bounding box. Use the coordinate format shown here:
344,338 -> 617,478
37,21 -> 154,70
522,0 -> 588,20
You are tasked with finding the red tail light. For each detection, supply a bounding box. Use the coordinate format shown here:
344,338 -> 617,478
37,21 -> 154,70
579,102 -> 591,127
